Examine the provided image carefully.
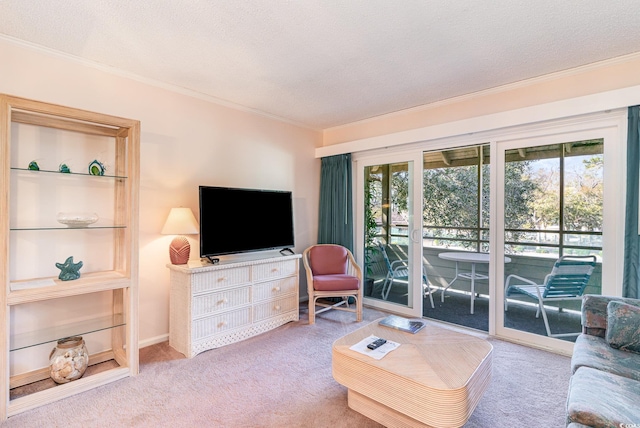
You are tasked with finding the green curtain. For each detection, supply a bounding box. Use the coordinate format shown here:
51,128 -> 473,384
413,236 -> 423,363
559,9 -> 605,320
317,153 -> 354,251
623,106 -> 640,299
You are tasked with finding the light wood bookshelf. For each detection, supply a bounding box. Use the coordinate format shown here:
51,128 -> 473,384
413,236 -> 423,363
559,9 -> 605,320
0,94 -> 139,420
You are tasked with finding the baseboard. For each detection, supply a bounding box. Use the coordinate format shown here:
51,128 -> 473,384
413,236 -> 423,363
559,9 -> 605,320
139,334 -> 169,349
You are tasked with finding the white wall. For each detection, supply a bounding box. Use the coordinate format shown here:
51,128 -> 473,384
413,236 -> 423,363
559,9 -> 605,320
0,37 -> 321,346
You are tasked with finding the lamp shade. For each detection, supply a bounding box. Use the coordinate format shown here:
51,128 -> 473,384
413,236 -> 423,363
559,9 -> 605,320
161,208 -> 199,264
161,208 -> 199,235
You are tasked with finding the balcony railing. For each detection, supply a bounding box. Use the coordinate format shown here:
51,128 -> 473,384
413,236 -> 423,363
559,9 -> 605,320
375,223 -> 602,258
368,224 -> 603,310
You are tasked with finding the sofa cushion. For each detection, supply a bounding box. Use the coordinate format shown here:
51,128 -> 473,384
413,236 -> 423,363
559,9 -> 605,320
582,295 -> 640,337
571,334 -> 640,381
606,301 -> 640,354
566,367 -> 640,427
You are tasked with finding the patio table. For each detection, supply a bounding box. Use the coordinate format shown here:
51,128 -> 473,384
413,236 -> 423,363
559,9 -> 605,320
438,252 -> 511,314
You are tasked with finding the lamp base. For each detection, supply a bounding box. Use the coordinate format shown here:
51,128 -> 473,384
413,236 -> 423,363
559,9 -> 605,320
169,236 -> 190,265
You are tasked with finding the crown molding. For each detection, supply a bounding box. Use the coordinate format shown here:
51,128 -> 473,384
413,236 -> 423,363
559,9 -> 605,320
0,34 -> 320,132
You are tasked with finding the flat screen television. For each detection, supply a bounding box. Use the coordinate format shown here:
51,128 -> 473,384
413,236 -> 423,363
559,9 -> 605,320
199,186 -> 294,262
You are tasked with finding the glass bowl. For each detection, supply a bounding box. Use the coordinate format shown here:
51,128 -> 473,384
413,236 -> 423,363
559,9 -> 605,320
56,212 -> 99,227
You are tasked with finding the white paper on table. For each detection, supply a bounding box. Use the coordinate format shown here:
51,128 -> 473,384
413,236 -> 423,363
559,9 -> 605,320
349,334 -> 400,360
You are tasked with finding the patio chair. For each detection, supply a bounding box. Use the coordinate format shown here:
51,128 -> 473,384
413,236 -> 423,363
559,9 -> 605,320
378,243 -> 435,308
302,244 -> 363,324
504,254 -> 597,337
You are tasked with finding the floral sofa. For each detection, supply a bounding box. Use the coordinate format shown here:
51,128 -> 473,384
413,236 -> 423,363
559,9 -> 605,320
566,294 -> 640,427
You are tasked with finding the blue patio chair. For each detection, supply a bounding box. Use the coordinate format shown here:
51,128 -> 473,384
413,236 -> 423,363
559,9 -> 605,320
504,254 -> 597,337
378,243 -> 435,308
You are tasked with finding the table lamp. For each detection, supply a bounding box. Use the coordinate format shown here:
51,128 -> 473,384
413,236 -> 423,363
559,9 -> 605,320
161,207 -> 199,264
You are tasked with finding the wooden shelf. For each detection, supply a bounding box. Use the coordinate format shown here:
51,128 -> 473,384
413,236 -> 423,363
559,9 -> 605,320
0,94 -> 140,420
8,271 -> 131,304
9,364 -> 130,417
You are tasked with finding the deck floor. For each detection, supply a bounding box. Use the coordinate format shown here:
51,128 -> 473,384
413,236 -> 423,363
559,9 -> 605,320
366,279 -> 581,342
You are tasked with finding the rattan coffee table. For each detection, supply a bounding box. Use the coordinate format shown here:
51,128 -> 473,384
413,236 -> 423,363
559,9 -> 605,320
332,318 -> 493,428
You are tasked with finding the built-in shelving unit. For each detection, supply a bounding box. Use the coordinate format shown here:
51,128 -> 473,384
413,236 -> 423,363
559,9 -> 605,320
0,94 -> 140,420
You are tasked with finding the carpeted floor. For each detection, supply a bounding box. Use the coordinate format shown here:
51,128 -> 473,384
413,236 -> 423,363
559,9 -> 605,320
3,305 -> 572,427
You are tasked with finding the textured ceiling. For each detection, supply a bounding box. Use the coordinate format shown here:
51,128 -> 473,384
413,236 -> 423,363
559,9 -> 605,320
1,1 -> 640,129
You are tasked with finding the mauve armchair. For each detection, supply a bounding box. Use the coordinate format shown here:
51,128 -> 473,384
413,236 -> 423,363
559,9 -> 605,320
302,244 -> 363,325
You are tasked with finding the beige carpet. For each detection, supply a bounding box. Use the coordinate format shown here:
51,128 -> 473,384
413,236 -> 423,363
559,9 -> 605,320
3,305 -> 571,427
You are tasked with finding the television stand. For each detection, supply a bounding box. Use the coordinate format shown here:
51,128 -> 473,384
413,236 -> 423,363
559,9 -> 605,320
167,253 -> 301,358
280,248 -> 294,256
205,256 -> 220,264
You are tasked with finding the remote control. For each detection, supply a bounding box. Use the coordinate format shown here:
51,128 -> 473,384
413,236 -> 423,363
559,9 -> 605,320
367,338 -> 387,350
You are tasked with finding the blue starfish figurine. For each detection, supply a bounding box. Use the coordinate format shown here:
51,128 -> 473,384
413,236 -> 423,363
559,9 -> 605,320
55,256 -> 83,281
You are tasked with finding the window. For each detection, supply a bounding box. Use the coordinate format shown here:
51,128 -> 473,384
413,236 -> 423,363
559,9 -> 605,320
423,145 -> 490,252
504,139 -> 603,258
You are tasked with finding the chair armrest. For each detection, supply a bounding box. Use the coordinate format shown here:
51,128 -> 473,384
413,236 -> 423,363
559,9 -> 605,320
505,274 -> 537,289
345,250 -> 363,281
582,294 -> 640,336
390,259 -> 408,268
302,247 -> 315,297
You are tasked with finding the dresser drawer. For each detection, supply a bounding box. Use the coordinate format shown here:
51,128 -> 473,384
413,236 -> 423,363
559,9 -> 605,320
253,276 -> 297,302
192,288 -> 250,318
191,267 -> 251,294
169,255 -> 301,357
192,307 -> 252,340
253,296 -> 298,322
253,259 -> 298,282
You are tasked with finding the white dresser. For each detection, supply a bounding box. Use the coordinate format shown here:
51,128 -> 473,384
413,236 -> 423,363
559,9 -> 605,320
167,254 -> 301,358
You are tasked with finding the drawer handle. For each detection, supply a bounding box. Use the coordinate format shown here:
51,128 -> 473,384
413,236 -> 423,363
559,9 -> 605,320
271,268 -> 279,273
218,320 -> 227,327
218,298 -> 229,305
217,277 -> 226,282
274,305 -> 281,311
273,286 -> 281,292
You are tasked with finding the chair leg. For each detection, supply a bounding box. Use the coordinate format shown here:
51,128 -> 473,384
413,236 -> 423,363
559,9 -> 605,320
381,277 -> 390,300
538,302 -> 553,337
382,279 -> 395,300
309,296 -> 317,325
310,294 -> 362,324
424,283 -> 435,308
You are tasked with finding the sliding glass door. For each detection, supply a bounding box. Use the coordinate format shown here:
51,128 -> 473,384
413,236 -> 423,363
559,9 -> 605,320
353,111 -> 625,352
494,121 -> 624,352
421,145 -> 491,331
357,152 -> 423,318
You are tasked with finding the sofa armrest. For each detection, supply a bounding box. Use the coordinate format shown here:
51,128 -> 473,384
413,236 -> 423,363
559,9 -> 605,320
581,294 -> 640,337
